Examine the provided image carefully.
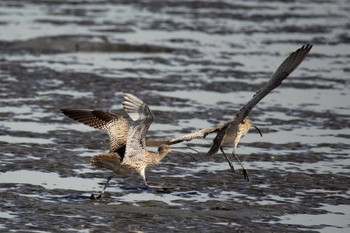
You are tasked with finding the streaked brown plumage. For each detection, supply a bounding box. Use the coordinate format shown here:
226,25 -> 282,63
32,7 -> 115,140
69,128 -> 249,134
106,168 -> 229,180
62,93 -> 173,198
61,108 -> 258,181
90,152 -> 121,174
120,92 -> 172,188
60,109 -> 130,156
62,44 -> 312,184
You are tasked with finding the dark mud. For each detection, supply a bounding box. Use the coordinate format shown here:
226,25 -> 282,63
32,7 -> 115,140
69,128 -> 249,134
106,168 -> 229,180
1,0 -> 350,232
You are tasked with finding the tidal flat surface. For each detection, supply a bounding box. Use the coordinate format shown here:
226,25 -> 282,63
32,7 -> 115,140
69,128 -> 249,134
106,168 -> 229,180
0,0 -> 349,232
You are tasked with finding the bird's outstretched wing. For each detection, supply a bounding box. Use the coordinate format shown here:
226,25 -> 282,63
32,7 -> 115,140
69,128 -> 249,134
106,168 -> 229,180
145,44 -> 312,150
122,92 -> 154,160
61,109 -> 119,129
122,93 -> 154,122
207,44 -> 312,156
61,109 -> 129,152
145,126 -> 222,146
60,108 -> 186,149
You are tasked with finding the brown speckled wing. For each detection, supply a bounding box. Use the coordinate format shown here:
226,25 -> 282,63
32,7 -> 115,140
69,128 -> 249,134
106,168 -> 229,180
90,153 -> 122,172
61,109 -> 130,152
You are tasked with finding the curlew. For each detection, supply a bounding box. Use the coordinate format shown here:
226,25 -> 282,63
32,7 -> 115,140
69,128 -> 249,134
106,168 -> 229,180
62,45 -> 312,183
61,107 -> 258,181
219,119 -> 262,181
119,92 -> 173,189
62,93 -> 176,198
149,44 -> 313,181
207,45 -> 313,172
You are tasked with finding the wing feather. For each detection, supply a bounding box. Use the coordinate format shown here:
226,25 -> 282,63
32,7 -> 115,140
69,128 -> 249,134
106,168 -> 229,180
90,153 -> 122,172
142,45 -> 312,152
122,93 -> 154,162
61,109 -> 129,152
207,44 -> 312,155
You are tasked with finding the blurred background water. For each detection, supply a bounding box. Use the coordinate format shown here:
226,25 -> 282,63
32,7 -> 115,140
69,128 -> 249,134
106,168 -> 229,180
0,0 -> 349,232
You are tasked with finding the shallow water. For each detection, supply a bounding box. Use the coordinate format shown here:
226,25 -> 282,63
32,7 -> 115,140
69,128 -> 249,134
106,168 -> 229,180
1,0 -> 350,232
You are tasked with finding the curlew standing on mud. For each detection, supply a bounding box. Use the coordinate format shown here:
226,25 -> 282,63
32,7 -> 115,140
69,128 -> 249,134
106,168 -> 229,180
62,93 -> 174,198
119,92 -> 173,189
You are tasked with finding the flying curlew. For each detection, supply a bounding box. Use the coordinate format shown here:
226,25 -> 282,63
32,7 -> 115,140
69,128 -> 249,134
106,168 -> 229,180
148,44 -> 313,181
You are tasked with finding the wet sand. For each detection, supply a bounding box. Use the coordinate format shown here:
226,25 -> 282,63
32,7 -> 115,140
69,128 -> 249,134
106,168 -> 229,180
1,0 -> 350,232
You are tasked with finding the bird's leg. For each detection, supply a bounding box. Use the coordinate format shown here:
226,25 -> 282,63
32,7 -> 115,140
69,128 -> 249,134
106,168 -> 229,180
145,183 -> 164,189
143,176 -> 151,188
141,169 -> 165,190
232,147 -> 249,182
220,147 -> 235,173
143,176 -> 164,189
90,175 -> 114,200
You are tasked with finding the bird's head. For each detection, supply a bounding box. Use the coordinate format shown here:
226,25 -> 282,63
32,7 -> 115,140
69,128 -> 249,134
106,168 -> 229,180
158,144 -> 172,154
243,119 -> 262,137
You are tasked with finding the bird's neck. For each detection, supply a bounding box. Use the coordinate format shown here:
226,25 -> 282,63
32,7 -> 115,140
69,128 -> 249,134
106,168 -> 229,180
149,150 -> 169,165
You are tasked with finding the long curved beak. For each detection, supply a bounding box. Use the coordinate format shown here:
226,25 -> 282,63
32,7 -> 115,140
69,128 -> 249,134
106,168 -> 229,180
172,147 -> 200,163
253,125 -> 263,137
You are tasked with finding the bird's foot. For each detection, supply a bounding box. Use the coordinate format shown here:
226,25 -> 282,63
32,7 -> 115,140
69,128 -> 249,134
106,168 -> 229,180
227,162 -> 236,174
145,183 -> 171,193
147,184 -> 165,189
89,193 -> 103,200
89,191 -> 104,200
242,169 -> 250,182
89,175 -> 114,200
229,165 -> 236,173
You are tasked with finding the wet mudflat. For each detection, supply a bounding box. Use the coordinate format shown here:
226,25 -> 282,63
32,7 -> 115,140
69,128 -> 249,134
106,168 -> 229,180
1,0 -> 350,232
